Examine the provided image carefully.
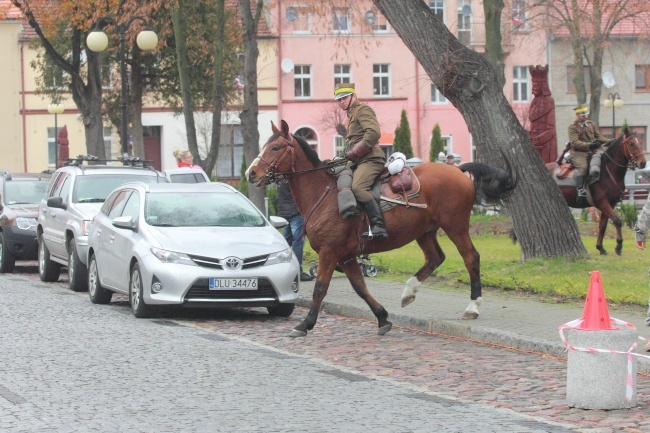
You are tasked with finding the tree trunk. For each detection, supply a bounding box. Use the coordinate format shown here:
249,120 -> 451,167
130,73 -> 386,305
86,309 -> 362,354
483,0 -> 506,88
239,0 -> 265,212
130,48 -> 145,159
171,0 -> 199,163
373,0 -> 587,259
206,0 -> 226,177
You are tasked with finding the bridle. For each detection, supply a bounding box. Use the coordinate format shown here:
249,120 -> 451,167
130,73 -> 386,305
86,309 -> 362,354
601,133 -> 645,171
254,133 -> 347,185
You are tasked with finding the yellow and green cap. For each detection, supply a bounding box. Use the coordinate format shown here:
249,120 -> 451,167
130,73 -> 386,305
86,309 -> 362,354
334,82 -> 355,100
574,104 -> 589,115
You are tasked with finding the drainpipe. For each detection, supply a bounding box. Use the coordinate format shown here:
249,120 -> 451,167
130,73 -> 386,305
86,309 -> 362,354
20,43 -> 27,172
414,57 -> 421,158
277,0 -> 283,123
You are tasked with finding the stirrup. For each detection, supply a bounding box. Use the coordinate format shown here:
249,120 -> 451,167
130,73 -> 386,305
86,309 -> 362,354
362,224 -> 388,239
577,188 -> 587,198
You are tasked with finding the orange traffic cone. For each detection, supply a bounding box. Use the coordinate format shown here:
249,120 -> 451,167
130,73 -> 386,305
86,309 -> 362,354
577,270 -> 616,330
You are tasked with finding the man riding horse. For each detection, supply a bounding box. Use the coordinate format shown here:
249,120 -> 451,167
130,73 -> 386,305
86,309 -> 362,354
334,82 -> 388,239
567,103 -> 610,204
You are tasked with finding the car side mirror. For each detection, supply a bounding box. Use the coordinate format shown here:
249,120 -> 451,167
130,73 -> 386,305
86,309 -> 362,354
47,196 -> 66,209
269,215 -> 288,229
112,215 -> 136,231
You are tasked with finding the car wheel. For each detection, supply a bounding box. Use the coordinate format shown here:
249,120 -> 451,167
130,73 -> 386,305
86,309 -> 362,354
0,232 -> 16,274
363,265 -> 378,278
129,263 -> 152,318
68,242 -> 88,292
267,303 -> 295,317
88,254 -> 112,304
38,235 -> 60,282
309,263 -> 318,277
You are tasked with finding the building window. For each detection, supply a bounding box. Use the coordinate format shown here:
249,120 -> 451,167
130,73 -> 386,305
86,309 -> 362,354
216,126 -> 244,178
373,64 -> 390,96
635,65 -> 650,91
457,0 -> 471,45
103,127 -> 113,159
429,1 -> 445,22
47,128 -> 56,166
511,0 -> 527,30
334,64 -> 352,87
291,6 -> 311,33
332,7 -> 350,33
600,126 -> 647,151
513,66 -> 529,102
294,65 -> 312,98
335,136 -> 345,157
295,127 -> 318,152
431,84 -> 447,103
44,59 -> 65,90
566,65 -> 592,93
370,9 -> 389,32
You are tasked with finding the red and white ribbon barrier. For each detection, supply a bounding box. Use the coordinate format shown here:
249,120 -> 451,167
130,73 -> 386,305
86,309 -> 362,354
558,317 -> 650,402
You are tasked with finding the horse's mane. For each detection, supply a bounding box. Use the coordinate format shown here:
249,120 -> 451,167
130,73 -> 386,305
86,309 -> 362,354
602,134 -> 621,160
264,131 -> 322,167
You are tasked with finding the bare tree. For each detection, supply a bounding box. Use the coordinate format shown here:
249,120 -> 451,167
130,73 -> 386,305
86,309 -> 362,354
373,0 -> 586,259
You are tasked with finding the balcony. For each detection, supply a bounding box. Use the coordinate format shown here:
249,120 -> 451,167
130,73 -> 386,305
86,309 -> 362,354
458,21 -> 514,53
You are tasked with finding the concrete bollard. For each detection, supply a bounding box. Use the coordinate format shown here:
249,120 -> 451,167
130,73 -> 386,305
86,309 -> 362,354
560,271 -> 639,409
566,327 -> 638,409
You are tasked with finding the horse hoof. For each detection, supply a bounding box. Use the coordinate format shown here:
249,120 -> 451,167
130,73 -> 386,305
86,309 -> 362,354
599,249 -> 608,255
289,329 -> 307,338
401,295 -> 415,307
378,322 -> 392,335
615,248 -> 622,256
462,311 -> 479,320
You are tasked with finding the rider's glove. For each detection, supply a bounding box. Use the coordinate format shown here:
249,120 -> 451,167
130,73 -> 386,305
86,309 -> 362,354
345,141 -> 372,162
589,141 -> 602,151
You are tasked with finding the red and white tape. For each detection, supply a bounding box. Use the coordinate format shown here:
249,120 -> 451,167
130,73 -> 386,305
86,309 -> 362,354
558,317 -> 650,402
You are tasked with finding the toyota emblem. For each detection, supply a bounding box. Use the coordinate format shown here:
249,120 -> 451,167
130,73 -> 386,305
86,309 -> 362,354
223,256 -> 243,271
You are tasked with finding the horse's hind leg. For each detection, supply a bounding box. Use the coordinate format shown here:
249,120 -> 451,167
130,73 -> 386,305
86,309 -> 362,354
290,257 -> 337,338
401,230 -> 445,307
339,257 -> 392,335
446,228 -> 482,320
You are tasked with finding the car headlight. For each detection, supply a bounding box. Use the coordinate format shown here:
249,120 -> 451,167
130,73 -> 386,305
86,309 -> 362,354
15,217 -> 37,230
266,247 -> 293,265
150,246 -> 197,266
81,220 -> 91,236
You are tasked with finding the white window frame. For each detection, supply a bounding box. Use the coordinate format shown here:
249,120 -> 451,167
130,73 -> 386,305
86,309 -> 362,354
294,65 -> 312,99
334,136 -> 345,158
47,127 -> 56,166
511,0 -> 528,30
334,64 -> 352,87
292,6 -> 311,34
370,9 -> 389,33
332,7 -> 350,34
373,64 -> 391,97
431,84 -> 447,104
457,0 -> 471,45
513,66 -> 529,102
428,0 -> 445,23
103,126 -> 113,159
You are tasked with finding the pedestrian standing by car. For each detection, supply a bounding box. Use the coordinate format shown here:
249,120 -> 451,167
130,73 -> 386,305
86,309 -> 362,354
633,200 -> 650,337
173,149 -> 200,169
277,182 -> 314,282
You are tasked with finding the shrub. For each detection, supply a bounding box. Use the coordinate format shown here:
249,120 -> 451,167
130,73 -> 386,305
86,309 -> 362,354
618,203 -> 638,229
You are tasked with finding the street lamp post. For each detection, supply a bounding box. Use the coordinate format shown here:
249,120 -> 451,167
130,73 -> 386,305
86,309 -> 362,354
47,103 -> 64,168
86,17 -> 158,157
603,92 -> 624,137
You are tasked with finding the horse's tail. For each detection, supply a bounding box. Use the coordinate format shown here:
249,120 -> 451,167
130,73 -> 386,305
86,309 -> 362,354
459,158 -> 517,205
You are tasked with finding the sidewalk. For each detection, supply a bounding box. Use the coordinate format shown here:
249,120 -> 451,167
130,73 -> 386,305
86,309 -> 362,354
297,274 -> 650,373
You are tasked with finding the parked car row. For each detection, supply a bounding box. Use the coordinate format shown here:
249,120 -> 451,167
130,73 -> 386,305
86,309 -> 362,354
1,158 -> 299,318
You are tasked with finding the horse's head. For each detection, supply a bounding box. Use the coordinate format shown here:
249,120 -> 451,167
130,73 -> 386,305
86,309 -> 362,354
622,127 -> 646,170
246,120 -> 321,186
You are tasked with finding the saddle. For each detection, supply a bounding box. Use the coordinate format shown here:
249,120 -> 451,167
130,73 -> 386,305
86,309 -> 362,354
377,165 -> 424,208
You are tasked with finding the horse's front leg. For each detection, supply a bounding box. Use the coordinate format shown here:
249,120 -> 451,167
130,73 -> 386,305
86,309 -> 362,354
613,216 -> 624,255
289,256 -> 337,338
595,215 -> 609,255
338,257 -> 392,335
596,203 -> 621,255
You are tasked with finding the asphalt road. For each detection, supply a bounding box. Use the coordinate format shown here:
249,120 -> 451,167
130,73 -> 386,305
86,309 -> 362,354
1,265 -> 648,432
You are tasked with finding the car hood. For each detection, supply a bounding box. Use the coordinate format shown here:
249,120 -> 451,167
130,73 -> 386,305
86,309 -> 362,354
74,203 -> 103,219
147,226 -> 288,257
8,204 -> 39,217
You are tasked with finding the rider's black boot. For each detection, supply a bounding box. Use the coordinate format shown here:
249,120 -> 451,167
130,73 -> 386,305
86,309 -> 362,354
575,175 -> 588,205
361,200 -> 388,239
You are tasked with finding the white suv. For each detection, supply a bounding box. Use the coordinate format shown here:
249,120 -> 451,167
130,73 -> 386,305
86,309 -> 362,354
38,157 -> 169,291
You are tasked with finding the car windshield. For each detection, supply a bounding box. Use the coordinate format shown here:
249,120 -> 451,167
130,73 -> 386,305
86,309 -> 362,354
4,180 -> 49,204
74,174 -> 165,203
145,192 -> 265,227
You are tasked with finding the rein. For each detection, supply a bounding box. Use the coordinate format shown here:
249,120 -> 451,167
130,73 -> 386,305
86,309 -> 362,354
600,135 -> 643,197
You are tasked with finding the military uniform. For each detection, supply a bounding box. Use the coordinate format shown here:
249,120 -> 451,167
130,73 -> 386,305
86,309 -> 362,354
568,119 -> 607,176
345,99 -> 386,202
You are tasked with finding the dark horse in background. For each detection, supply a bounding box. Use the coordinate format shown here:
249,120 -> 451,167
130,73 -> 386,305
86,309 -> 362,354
247,120 -> 516,337
546,127 -> 646,255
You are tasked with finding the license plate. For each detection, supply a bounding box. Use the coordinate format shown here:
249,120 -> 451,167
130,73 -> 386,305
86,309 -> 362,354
209,278 -> 258,290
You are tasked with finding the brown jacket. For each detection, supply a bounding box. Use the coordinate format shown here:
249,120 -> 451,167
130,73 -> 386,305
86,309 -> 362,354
568,119 -> 608,174
346,100 -> 385,163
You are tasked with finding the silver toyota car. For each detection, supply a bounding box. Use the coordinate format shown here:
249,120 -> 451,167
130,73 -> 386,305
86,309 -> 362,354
86,182 -> 299,318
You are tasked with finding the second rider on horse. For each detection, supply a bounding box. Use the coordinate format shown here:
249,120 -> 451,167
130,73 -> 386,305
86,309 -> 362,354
568,103 -> 610,203
334,82 -> 388,239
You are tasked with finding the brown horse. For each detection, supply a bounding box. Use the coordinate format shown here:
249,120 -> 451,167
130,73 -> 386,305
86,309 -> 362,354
247,120 -> 516,337
546,127 -> 646,255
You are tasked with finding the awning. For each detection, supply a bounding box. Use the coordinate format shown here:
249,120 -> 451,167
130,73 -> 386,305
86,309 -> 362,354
379,132 -> 394,145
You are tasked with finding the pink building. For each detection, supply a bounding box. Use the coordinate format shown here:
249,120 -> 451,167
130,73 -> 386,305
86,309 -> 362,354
269,1 -> 548,163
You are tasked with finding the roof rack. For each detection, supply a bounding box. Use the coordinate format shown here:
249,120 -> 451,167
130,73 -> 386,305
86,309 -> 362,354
62,155 -> 154,168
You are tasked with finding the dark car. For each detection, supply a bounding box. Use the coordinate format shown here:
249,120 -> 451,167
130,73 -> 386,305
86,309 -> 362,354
0,171 -> 51,273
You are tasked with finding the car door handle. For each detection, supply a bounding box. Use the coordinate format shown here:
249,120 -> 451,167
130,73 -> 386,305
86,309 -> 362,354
50,212 -> 56,218
110,235 -> 115,241
97,228 -> 102,234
